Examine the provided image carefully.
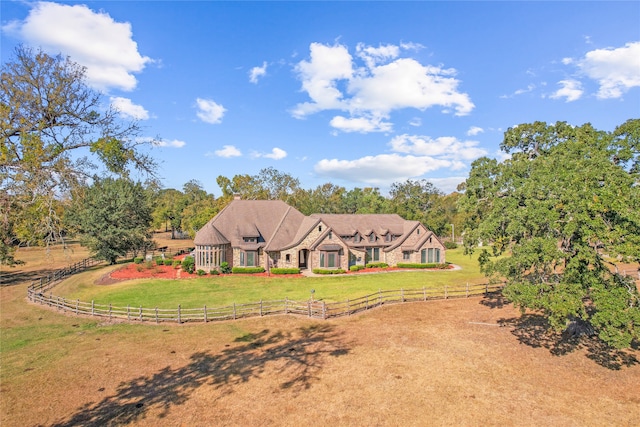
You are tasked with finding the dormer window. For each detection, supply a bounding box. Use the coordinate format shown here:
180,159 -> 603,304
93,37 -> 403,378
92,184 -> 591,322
318,225 -> 322,232
243,237 -> 257,243
328,231 -> 332,239
385,233 -> 392,242
354,233 -> 361,243
369,233 -> 376,243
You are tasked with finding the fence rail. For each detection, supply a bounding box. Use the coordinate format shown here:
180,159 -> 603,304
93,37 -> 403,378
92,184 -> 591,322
27,258 -> 504,323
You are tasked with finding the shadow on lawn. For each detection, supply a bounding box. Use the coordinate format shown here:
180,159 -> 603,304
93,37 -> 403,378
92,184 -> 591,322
51,324 -> 350,427
498,314 -> 639,370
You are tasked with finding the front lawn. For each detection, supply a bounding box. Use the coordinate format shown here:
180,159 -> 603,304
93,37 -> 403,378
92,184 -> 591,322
55,248 -> 486,309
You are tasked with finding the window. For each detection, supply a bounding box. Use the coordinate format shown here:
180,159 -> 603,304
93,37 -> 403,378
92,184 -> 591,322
318,225 -> 322,232
241,251 -> 258,266
421,248 -> 440,263
243,237 -> 256,243
385,233 -> 392,242
285,254 -> 291,262
366,247 -> 380,262
369,233 -> 376,243
320,251 -> 339,268
403,251 -> 410,260
354,233 -> 361,243
328,231 -> 332,239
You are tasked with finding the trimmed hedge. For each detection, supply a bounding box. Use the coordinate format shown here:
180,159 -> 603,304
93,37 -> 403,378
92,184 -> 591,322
312,268 -> 346,275
196,269 -> 206,276
163,259 -> 173,266
396,263 -> 449,269
365,262 -> 389,269
270,268 -> 301,275
133,257 -> 144,264
350,265 -> 365,272
231,266 -> 266,274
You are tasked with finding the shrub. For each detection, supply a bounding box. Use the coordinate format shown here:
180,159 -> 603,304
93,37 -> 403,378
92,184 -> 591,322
181,256 -> 195,274
312,268 -> 346,275
136,264 -> 145,272
220,261 -> 231,274
396,263 -> 449,269
155,257 -> 164,265
350,265 -> 365,272
133,257 -> 144,264
271,267 -> 300,275
163,259 -> 173,266
365,262 -> 388,269
444,241 -> 458,249
145,260 -> 153,269
210,269 -> 220,275
231,266 -> 265,274
196,269 -> 206,276
172,260 -> 181,269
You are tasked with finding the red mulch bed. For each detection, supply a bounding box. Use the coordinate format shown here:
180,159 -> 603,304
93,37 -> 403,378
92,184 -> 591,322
109,263 -> 182,280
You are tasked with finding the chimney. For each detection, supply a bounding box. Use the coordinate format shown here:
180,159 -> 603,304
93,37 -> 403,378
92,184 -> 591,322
233,194 -> 241,200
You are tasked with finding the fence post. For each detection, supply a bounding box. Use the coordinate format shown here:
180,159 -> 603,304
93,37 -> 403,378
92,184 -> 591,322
401,288 -> 404,303
233,303 -> 237,320
127,305 -> 131,321
91,300 -> 95,316
139,306 -> 143,322
423,286 -> 426,301
204,305 -> 207,323
155,307 -> 159,324
323,301 -> 327,319
285,297 -> 288,315
445,285 -> 448,299
378,289 -> 382,305
109,304 -> 112,320
365,296 -> 369,310
307,301 -> 311,317
485,283 -> 488,294
76,299 -> 79,315
61,297 -> 65,312
178,304 -> 181,323
260,299 -> 263,317
466,282 -> 469,298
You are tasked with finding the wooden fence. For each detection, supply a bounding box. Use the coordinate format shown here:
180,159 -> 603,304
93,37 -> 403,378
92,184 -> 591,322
26,257 -> 504,323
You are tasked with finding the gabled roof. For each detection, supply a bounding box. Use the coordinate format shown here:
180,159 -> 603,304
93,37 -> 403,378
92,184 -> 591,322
194,200 -> 304,247
309,214 -> 407,237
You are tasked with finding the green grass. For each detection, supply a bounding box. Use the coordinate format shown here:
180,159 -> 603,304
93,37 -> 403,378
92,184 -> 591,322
55,248 -> 485,309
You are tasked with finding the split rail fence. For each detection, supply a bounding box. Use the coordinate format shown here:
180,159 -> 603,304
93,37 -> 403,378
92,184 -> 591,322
27,256 -> 504,323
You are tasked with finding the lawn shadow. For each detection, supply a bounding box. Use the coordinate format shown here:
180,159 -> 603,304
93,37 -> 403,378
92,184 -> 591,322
50,324 -> 350,427
498,314 -> 639,370
479,291 -> 509,309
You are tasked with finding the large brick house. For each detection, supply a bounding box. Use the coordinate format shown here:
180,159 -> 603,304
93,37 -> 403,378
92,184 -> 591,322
193,198 -> 445,272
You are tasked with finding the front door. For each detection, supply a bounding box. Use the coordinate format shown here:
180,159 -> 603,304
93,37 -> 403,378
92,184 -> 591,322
298,249 -> 309,269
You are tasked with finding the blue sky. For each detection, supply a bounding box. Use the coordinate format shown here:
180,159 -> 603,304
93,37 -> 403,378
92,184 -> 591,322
2,1 -> 639,196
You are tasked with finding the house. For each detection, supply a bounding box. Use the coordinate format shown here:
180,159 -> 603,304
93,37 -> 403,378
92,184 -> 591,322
193,198 -> 445,272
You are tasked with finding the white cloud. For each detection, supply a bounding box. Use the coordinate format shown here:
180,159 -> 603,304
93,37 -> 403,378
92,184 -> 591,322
329,115 -> 393,133
110,97 -> 150,120
3,1 -> 151,92
213,145 -> 242,158
409,117 -> 422,127
292,41 -> 473,133
249,61 -> 267,84
428,176 -> 467,194
153,139 -> 186,148
576,41 -> 640,99
389,134 -> 487,161
196,98 -> 226,124
466,126 -> 484,136
550,79 -> 583,102
315,154 -> 456,185
253,147 -> 287,160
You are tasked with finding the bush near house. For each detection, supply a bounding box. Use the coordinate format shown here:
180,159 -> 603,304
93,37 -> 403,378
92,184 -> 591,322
220,262 -> 231,274
313,268 -> 346,275
181,256 -> 195,274
397,263 -> 449,269
196,269 -> 206,276
231,266 -> 265,274
270,268 -> 300,275
350,265 -> 365,272
133,257 -> 144,264
365,262 -> 389,269
444,241 -> 458,249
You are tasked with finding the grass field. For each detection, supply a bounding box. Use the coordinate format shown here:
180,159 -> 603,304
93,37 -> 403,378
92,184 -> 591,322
54,249 -> 485,309
2,240 -> 639,426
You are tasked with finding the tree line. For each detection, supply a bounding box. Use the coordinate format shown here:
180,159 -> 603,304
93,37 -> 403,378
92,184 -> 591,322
2,47 -> 638,349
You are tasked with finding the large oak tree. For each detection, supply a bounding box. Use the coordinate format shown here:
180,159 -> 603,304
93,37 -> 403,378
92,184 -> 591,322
461,120 -> 640,348
1,46 -> 157,265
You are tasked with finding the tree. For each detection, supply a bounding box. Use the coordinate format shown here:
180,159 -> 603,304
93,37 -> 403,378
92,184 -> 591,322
461,120 -> 640,348
66,178 -> 153,264
1,46 -> 156,265
389,179 -> 443,230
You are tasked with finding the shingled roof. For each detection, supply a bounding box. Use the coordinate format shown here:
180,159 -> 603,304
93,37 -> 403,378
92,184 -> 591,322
194,200 -> 305,248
